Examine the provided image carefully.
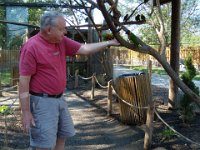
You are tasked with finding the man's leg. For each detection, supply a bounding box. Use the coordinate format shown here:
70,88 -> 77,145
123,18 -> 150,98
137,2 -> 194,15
30,96 -> 60,149
54,137 -> 66,150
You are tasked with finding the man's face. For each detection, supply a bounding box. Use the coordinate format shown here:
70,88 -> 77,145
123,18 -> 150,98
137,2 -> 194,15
49,16 -> 67,43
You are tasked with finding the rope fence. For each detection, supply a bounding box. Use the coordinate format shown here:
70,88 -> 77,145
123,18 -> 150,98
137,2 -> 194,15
94,76 -> 108,89
73,71 -> 200,149
0,83 -> 19,106
78,75 -> 93,80
155,109 -> 200,146
0,82 -> 20,147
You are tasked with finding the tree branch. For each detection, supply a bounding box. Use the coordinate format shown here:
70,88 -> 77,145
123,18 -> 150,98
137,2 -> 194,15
97,0 -> 200,107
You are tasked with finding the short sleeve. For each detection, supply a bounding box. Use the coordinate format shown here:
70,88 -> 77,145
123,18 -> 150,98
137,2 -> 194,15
63,37 -> 81,56
19,45 -> 37,76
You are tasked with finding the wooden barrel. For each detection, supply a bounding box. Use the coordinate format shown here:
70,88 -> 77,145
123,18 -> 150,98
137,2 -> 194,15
114,73 -> 152,125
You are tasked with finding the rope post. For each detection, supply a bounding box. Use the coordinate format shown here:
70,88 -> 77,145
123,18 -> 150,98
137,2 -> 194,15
74,69 -> 79,89
144,101 -> 155,150
91,73 -> 95,100
147,60 -> 152,81
107,80 -> 112,116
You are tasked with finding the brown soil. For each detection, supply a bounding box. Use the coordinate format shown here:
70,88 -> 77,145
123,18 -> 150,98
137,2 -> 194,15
73,82 -> 200,150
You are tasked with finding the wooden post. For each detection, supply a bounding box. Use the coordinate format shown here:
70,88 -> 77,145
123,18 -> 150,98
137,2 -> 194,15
107,80 -> 112,116
147,60 -> 152,81
74,69 -> 79,88
91,73 -> 95,100
11,66 -> 19,86
144,102 -> 155,150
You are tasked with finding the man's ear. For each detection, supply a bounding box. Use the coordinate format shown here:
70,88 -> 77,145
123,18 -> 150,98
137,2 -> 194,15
46,26 -> 52,35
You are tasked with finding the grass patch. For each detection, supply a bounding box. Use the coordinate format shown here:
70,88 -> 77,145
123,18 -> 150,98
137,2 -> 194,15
194,75 -> 200,80
125,65 -> 167,75
122,65 -> 200,81
0,72 -> 12,85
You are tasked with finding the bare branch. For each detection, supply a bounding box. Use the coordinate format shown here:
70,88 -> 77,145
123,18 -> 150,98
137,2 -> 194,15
79,0 -> 102,40
68,0 -> 79,25
65,18 -> 87,43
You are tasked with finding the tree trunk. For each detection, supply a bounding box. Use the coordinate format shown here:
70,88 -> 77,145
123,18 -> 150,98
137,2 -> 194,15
168,0 -> 181,108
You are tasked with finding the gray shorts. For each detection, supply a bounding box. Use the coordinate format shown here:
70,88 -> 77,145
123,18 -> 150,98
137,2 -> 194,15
30,95 -> 75,148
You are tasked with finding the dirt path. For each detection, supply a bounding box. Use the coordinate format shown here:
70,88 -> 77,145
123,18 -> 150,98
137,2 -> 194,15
65,91 -> 145,150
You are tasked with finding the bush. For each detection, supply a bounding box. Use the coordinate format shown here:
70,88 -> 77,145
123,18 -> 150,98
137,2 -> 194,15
161,127 -> 175,142
0,105 -> 13,115
179,56 -> 199,124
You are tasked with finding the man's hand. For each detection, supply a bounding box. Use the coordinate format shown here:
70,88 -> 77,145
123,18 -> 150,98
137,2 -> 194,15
77,39 -> 120,55
107,39 -> 120,46
21,111 -> 35,133
19,75 -> 33,133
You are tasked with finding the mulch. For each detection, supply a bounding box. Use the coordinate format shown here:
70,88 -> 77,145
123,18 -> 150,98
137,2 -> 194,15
72,82 -> 200,150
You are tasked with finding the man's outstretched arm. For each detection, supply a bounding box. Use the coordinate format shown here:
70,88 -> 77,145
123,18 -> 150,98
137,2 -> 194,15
76,39 -> 120,55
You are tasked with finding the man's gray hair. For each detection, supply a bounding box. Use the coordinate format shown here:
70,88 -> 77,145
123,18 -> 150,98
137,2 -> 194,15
40,11 -> 64,31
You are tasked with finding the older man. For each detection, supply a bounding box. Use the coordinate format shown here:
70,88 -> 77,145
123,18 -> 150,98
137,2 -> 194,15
19,11 -> 119,150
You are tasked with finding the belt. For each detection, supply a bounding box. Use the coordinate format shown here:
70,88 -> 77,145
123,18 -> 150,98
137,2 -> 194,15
30,91 -> 63,98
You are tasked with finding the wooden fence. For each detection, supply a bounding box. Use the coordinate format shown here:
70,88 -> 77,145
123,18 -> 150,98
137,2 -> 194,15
0,49 -> 19,68
0,49 -> 88,86
0,49 -> 19,86
1,46 -> 200,86
112,46 -> 200,68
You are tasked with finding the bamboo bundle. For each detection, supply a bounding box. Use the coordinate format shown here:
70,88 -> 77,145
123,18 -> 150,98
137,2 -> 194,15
114,73 -> 151,125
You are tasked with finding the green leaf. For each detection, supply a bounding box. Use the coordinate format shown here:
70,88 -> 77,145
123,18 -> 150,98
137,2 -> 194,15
0,105 -> 12,115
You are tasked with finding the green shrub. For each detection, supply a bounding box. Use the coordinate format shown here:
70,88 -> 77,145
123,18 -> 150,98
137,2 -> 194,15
179,55 -> 199,124
0,105 -> 13,115
161,127 -> 175,141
